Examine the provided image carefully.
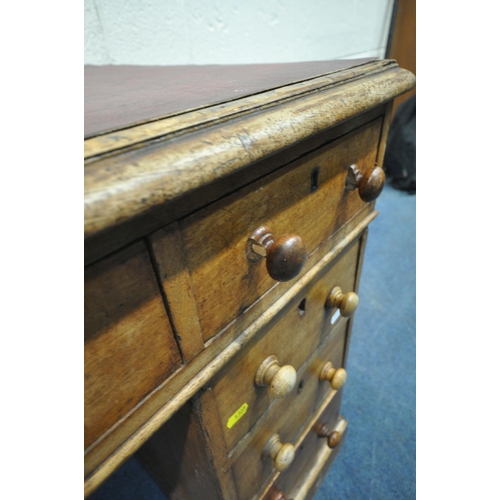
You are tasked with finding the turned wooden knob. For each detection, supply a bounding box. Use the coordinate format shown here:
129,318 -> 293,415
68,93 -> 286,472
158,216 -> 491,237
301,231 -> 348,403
346,164 -> 385,202
263,433 -> 295,471
247,226 -> 307,281
325,286 -> 359,317
316,423 -> 342,449
267,486 -> 294,500
319,362 -> 347,390
255,355 -> 297,399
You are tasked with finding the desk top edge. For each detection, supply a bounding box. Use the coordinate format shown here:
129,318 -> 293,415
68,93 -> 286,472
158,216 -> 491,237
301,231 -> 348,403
85,58 -> 377,138
84,59 -> 415,265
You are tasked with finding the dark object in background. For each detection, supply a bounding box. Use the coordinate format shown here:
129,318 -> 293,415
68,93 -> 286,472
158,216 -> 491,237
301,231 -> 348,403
384,95 -> 416,193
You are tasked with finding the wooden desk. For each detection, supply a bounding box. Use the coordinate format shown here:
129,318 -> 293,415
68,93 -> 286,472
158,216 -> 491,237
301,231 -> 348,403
84,59 -> 415,499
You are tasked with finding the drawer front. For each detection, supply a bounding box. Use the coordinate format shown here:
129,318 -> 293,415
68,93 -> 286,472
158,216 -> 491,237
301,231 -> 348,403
174,118 -> 382,343
271,391 -> 345,500
231,321 -> 348,500
211,238 -> 360,452
84,241 -> 182,450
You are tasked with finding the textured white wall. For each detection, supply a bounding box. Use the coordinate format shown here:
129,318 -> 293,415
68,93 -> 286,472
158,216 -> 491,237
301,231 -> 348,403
85,0 -> 394,65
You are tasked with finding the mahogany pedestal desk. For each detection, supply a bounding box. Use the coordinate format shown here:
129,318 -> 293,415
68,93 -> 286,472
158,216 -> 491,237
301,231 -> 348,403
84,59 -> 415,500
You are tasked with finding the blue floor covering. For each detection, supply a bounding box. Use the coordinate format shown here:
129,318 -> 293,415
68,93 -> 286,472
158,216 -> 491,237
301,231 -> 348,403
314,184 -> 416,499
89,184 -> 416,500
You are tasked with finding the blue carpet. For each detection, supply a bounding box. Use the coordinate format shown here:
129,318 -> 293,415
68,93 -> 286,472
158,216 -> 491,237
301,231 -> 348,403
315,184 -> 416,499
89,184 -> 416,500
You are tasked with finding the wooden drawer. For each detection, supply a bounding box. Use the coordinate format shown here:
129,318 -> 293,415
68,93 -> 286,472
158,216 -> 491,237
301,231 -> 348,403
158,119 -> 382,344
84,241 -> 182,450
211,237 -> 361,452
270,392 -> 346,500
230,318 -> 348,500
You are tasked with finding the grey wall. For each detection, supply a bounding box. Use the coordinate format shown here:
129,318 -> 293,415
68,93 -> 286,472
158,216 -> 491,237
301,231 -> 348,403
85,0 -> 394,65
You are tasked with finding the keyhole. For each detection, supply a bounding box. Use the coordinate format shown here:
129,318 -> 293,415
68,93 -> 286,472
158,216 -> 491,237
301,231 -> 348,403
297,379 -> 304,394
311,166 -> 320,192
298,298 -> 307,316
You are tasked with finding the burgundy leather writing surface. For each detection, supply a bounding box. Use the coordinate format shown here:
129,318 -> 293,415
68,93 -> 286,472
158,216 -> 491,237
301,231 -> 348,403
84,58 -> 375,137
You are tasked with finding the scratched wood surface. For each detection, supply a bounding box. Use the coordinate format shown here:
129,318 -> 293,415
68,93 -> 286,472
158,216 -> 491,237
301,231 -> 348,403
84,241 -> 182,451
176,119 -> 381,342
211,239 -> 360,452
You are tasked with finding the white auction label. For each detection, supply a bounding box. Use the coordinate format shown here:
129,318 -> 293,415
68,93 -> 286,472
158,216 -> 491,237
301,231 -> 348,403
330,309 -> 341,325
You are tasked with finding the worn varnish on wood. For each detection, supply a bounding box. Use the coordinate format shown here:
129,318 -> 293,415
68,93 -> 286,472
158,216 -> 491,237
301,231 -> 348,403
230,320 -> 348,500
172,119 -> 381,343
84,242 -> 182,450
84,60 -> 414,265
273,402 -> 348,500
84,59 -> 415,498
211,239 -> 361,452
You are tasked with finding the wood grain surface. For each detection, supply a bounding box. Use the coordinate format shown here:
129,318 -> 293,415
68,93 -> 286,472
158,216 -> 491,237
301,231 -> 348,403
148,222 -> 205,363
137,389 -> 238,500
83,60 -> 415,498
211,239 -> 360,452
231,323 -> 347,500
257,387 -> 345,500
85,105 -> 384,267
84,241 -> 182,451
84,62 -> 415,265
285,419 -> 348,500
388,0 -> 416,113
342,228 -> 369,365
84,210 -> 376,496
271,390 -> 343,499
376,101 -> 394,169
177,119 -> 381,342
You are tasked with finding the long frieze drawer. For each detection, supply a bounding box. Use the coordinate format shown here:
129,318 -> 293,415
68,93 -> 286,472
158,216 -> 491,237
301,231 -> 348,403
162,118 -> 382,343
230,321 -> 348,500
84,241 -> 182,451
211,238 -> 361,452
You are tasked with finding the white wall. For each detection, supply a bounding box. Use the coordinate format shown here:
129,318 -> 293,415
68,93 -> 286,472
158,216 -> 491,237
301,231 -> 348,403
85,0 -> 394,65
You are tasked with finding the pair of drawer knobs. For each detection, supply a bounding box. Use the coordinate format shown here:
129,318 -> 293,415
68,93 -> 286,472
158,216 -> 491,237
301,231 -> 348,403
248,165 -> 385,282
263,420 -> 345,473
265,415 -> 340,500
255,355 -> 347,400
254,285 -> 356,399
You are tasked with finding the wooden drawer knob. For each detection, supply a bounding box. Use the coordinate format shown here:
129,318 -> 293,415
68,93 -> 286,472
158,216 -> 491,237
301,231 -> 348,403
255,355 -> 297,399
325,286 -> 359,317
346,164 -> 385,202
266,486 -> 294,500
263,433 -> 295,472
319,362 -> 347,390
247,226 -> 307,282
315,423 -> 342,449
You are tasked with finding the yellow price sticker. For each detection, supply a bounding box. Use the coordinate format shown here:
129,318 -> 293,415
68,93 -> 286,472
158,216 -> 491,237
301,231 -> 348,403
227,402 -> 249,429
